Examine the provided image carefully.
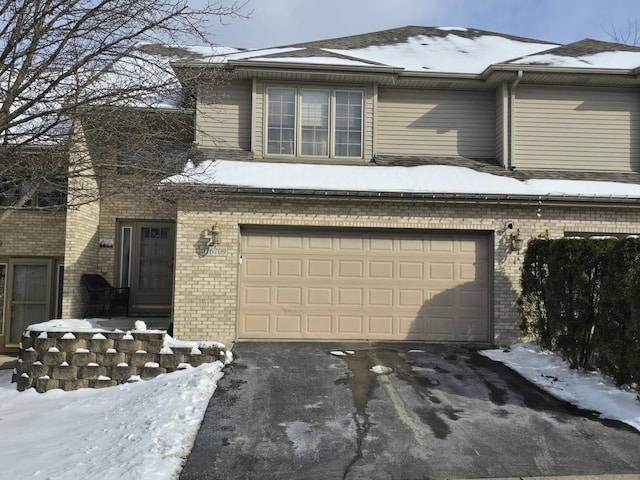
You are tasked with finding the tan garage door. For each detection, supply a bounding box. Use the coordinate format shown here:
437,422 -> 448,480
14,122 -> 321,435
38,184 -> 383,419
239,229 -> 491,341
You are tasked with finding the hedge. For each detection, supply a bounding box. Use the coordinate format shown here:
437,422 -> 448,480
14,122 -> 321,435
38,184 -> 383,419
520,237 -> 640,388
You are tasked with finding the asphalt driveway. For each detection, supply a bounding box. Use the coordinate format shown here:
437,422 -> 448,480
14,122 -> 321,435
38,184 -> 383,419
180,343 -> 640,480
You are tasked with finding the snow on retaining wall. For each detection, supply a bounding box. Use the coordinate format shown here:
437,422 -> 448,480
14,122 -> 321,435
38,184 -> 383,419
12,330 -> 226,393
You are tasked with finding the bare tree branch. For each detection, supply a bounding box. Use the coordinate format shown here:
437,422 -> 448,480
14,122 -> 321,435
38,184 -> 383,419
0,0 -> 248,223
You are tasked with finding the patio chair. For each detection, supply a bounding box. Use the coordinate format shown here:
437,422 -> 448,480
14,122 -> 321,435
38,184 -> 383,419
81,274 -> 129,318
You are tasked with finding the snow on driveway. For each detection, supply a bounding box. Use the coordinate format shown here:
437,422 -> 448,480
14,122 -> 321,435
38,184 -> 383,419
481,343 -> 640,432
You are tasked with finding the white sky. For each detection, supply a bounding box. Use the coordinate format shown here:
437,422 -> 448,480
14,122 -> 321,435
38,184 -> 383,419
193,0 -> 640,48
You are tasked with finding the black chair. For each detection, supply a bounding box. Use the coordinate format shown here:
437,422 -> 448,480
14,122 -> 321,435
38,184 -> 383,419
81,274 -> 130,318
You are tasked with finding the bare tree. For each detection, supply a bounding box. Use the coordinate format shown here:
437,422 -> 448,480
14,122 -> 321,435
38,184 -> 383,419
605,18 -> 640,46
0,0 -> 245,223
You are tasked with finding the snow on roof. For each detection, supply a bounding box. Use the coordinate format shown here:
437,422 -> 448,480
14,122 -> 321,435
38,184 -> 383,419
324,34 -> 557,74
162,159 -> 640,200
510,50 -> 640,69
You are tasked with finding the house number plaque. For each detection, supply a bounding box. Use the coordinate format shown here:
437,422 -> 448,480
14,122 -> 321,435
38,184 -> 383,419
206,245 -> 228,257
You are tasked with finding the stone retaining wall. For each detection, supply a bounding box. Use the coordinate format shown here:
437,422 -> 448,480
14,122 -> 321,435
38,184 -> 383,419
12,330 -> 226,393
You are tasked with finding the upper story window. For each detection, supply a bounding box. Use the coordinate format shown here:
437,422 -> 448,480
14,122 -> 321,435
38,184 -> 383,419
266,87 -> 363,158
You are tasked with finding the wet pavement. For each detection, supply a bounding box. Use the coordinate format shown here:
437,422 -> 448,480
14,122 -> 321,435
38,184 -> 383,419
179,343 -> 640,480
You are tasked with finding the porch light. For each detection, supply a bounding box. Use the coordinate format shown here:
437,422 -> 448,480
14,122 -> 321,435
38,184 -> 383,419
510,229 -> 524,252
208,223 -> 222,246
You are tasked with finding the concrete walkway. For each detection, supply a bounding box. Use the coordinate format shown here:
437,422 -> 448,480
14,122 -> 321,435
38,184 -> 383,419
180,343 -> 640,480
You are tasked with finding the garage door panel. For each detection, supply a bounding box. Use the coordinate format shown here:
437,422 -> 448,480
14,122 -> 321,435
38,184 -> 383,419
307,315 -> 333,334
276,287 -> 302,305
338,260 -> 364,278
239,229 -> 490,341
369,261 -> 393,279
307,287 -> 332,305
369,316 -> 394,335
369,288 -> 393,306
274,315 -> 302,334
276,259 -> 303,277
308,259 -> 333,278
244,286 -> 271,305
337,315 -> 364,334
338,288 -> 363,305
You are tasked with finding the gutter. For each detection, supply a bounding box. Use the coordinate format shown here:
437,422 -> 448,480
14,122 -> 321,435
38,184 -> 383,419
161,183 -> 640,208
509,70 -> 523,170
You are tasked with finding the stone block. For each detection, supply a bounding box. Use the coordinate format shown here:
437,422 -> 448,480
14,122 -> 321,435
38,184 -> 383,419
74,332 -> 95,340
30,363 -> 50,379
145,340 -> 164,354
200,346 -> 224,357
41,351 -> 66,366
141,366 -> 166,380
132,332 -> 165,342
58,338 -> 88,353
69,352 -> 97,366
159,354 -> 186,370
34,377 -> 59,393
14,375 -> 32,392
20,349 -> 38,363
130,352 -> 158,368
60,379 -> 89,391
96,352 -> 126,366
89,338 -> 115,351
78,365 -> 107,380
104,332 -> 123,341
46,331 -> 66,339
21,335 -> 34,350
34,337 -> 57,350
89,378 -> 117,389
187,354 -> 215,367
52,365 -> 78,380
115,338 -> 143,353
109,365 -> 137,382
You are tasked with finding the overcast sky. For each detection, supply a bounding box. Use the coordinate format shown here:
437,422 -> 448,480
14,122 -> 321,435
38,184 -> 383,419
196,0 -> 640,48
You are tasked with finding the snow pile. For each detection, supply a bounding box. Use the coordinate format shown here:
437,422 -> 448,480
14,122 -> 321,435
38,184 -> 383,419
0,361 -> 225,479
370,365 -> 393,375
164,159 -> 640,200
481,343 -> 640,432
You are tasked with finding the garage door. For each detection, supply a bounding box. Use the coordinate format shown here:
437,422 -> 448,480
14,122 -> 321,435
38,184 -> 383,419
239,229 -> 491,341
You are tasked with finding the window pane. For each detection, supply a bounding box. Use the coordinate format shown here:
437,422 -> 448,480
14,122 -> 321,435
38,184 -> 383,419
267,88 -> 296,155
334,91 -> 362,157
301,90 -> 329,156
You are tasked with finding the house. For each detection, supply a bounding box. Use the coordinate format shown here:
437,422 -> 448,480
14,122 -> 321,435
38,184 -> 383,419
4,25 -> 640,351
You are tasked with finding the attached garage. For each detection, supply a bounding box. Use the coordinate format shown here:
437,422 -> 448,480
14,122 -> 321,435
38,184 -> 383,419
238,228 -> 492,341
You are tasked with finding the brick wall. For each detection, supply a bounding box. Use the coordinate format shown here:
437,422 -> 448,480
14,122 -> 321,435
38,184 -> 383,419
172,194 -> 640,346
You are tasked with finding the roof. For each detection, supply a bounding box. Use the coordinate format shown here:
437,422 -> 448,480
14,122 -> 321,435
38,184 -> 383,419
504,39 -> 640,69
162,159 -> 640,205
173,25 -> 640,75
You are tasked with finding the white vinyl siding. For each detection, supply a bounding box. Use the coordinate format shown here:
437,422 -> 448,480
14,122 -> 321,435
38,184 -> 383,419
196,80 -> 252,150
514,85 -> 640,172
495,84 -> 507,167
377,88 -> 495,158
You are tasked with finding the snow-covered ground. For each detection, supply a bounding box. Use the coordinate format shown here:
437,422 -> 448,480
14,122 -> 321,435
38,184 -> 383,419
0,319 -> 231,480
481,343 -> 640,432
1,340 -> 638,480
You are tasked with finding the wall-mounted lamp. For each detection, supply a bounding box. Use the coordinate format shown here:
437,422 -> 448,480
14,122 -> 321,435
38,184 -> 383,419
208,223 -> 222,246
510,228 -> 524,252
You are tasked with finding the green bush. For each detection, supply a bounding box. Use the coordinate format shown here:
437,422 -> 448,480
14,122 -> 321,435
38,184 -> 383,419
520,236 -> 640,388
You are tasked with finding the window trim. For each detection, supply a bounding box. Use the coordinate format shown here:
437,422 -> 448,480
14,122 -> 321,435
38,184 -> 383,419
265,86 -> 364,159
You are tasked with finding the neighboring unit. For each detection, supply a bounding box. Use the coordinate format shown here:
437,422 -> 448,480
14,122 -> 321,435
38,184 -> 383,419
4,26 -> 640,350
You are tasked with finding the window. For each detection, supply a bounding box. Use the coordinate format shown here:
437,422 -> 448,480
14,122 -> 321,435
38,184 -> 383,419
266,87 -> 363,158
0,180 -> 67,208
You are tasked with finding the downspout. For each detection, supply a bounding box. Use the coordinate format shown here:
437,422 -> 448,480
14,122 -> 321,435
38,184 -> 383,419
509,70 -> 523,170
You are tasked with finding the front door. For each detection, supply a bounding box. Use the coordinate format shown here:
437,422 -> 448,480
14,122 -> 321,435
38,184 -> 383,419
7,259 -> 53,345
130,222 -> 174,315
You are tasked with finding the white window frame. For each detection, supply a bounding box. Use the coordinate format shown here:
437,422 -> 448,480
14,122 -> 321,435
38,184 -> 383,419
265,86 -> 364,159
